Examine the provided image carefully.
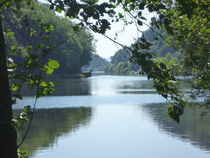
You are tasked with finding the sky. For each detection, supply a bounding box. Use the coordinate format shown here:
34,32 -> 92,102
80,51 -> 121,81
39,0 -> 154,59
92,14 -> 152,59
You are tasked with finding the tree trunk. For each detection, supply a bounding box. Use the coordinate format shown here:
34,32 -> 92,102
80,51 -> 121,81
0,15 -> 18,158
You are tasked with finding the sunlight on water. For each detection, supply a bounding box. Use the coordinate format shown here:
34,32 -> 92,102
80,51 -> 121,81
14,75 -> 210,158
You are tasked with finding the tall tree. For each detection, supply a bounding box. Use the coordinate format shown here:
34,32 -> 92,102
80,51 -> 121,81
0,15 -> 18,158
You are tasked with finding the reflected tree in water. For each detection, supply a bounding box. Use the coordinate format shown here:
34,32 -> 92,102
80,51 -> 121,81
19,78 -> 92,96
13,107 -> 92,155
142,103 -> 210,151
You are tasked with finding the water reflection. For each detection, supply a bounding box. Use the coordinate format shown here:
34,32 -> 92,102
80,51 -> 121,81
20,78 -> 92,96
19,75 -> 154,97
89,75 -> 155,95
53,79 -> 91,96
14,75 -> 210,158
14,107 -> 92,156
18,75 -> 191,97
15,75 -> 164,109
27,105 -> 210,158
142,103 -> 210,152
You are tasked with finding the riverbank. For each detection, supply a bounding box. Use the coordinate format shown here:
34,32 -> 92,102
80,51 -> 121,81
48,71 -> 92,79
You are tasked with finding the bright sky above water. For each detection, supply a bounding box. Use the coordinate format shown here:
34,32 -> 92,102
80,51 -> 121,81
39,0 -> 154,59
93,12 -> 153,59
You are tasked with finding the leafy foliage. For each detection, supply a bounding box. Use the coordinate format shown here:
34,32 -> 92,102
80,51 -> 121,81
82,54 -> 109,71
151,0 -> 210,113
105,47 -> 139,74
44,0 -> 210,121
4,2 -> 94,76
1,1 -> 93,156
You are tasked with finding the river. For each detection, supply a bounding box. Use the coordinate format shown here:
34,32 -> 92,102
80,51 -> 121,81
14,75 -> 210,158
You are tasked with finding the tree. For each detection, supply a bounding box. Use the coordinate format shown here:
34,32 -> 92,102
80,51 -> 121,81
0,14 -> 18,158
83,54 -> 109,71
159,0 -> 210,109
0,1 -> 59,158
4,2 -> 94,76
129,0 -> 209,120
0,0 -> 209,157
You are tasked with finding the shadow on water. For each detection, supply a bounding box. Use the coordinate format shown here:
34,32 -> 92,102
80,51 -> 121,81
19,78 -> 92,96
18,75 -> 158,97
53,79 -> 91,96
14,107 -> 92,155
141,103 -> 210,152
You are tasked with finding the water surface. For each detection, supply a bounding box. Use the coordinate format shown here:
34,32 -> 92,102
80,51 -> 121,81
14,75 -> 210,158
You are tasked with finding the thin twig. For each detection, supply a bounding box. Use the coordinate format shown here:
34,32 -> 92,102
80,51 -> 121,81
54,27 -> 84,48
126,10 -> 185,55
17,93 -> 38,148
113,42 -> 131,61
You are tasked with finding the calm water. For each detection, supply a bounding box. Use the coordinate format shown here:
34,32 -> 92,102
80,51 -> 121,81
14,75 -> 210,158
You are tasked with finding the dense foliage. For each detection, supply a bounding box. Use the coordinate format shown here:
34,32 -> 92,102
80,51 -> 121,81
82,54 -> 109,71
160,0 -> 210,110
4,2 -> 94,75
105,27 -> 178,75
0,1 -> 94,157
105,48 -> 139,74
44,0 -> 209,121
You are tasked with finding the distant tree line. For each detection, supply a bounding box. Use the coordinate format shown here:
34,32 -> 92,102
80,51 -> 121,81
104,27 -> 179,75
82,54 -> 109,72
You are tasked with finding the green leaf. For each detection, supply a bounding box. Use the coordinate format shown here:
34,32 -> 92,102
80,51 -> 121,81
41,24 -> 54,33
25,45 -> 33,52
13,119 -> 21,128
48,59 -> 60,69
56,8 -> 62,13
46,68 -> 54,75
23,105 -> 32,113
29,28 -> 36,36
17,148 -> 29,158
49,81 -> 54,87
160,63 -> 166,69
139,2 -> 145,10
206,28 -> 210,33
11,45 -> 17,51
8,31 -> 14,36
137,20 -> 143,26
73,25 -> 80,31
11,84 -> 19,91
40,81 -> 48,87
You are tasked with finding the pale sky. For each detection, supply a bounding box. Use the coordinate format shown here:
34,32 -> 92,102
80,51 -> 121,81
92,13 -> 153,59
39,0 -> 154,59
